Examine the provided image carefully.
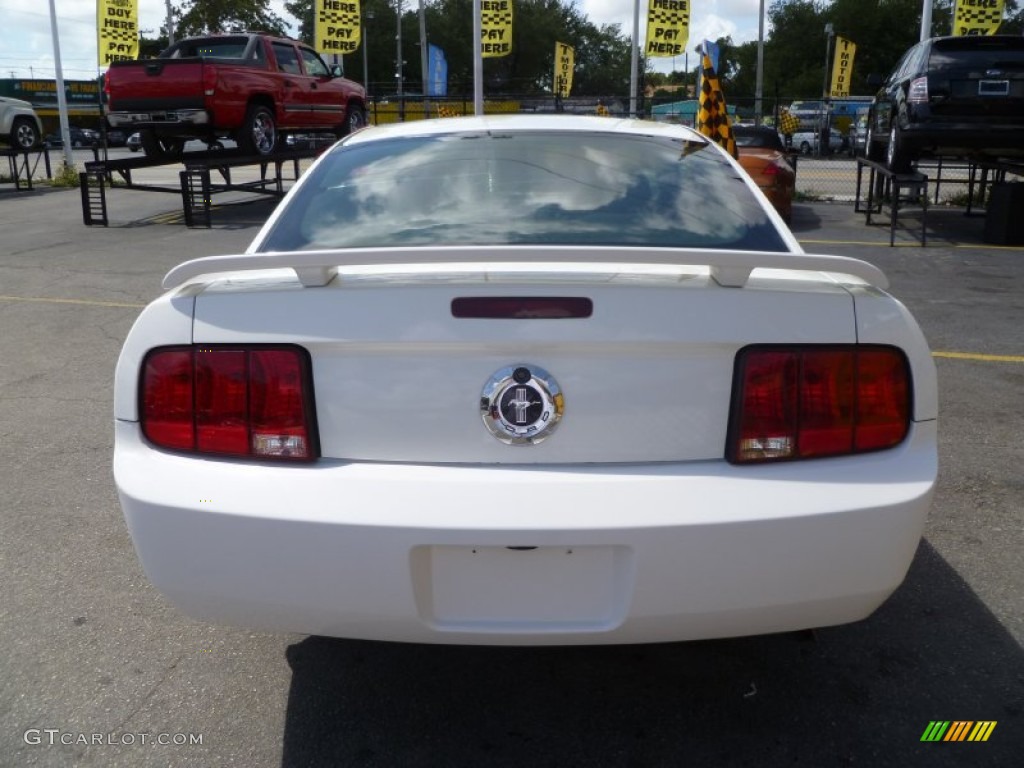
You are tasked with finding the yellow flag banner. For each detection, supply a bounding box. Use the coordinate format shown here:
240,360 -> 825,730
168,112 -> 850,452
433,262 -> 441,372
554,42 -> 574,98
97,0 -> 139,66
316,0 -> 361,55
481,0 -> 514,58
697,53 -> 736,159
830,37 -> 856,98
953,0 -> 1004,35
646,0 -> 689,57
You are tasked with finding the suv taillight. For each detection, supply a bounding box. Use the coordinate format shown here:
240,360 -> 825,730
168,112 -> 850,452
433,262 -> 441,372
908,76 -> 929,104
141,345 -> 317,461
727,345 -> 911,464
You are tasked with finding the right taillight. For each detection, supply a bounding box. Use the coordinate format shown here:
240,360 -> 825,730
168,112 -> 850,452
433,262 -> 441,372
908,76 -> 929,104
728,345 -> 911,464
141,345 -> 318,461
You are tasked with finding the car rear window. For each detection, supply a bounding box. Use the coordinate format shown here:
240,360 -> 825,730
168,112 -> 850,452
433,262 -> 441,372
733,128 -> 784,149
163,36 -> 251,59
258,131 -> 789,253
928,37 -> 1024,72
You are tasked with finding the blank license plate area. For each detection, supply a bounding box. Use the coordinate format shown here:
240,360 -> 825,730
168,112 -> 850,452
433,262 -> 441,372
979,80 -> 1009,96
417,545 -> 632,631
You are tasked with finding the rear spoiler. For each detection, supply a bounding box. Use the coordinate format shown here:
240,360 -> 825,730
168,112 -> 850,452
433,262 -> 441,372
161,246 -> 889,291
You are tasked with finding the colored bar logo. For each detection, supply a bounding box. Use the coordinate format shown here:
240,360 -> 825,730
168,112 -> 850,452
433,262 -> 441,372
921,721 -> 997,742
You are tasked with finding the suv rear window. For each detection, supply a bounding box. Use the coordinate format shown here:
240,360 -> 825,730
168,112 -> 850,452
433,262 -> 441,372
928,37 -> 1024,71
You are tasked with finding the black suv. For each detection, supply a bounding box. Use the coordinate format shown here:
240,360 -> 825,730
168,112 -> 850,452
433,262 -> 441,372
867,35 -> 1024,171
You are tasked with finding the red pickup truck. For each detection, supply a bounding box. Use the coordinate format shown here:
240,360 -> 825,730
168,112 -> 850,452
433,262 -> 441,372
105,33 -> 366,159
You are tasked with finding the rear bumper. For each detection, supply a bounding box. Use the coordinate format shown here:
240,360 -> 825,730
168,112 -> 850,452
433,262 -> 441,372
107,109 -> 210,129
114,419 -> 936,645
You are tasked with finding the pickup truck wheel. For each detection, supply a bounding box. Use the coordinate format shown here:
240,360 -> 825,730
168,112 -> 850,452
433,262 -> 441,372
11,117 -> 40,149
240,105 -> 277,156
140,132 -> 185,161
341,105 -> 366,136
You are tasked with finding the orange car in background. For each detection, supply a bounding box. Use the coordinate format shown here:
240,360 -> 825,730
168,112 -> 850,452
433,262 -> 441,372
733,126 -> 796,223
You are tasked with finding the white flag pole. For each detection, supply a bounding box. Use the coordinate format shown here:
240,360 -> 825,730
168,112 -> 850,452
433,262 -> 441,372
473,0 -> 483,114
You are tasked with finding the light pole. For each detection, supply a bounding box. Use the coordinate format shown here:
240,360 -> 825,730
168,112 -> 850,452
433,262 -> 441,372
395,0 -> 404,119
755,0 -> 765,124
362,9 -> 374,95
820,23 -> 835,157
920,0 -> 933,41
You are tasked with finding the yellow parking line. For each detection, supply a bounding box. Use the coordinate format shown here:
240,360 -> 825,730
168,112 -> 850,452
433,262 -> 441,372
933,351 -> 1024,363
0,295 -> 145,309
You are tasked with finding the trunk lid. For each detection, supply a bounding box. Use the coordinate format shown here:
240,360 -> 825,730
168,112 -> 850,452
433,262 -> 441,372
191,265 -> 857,464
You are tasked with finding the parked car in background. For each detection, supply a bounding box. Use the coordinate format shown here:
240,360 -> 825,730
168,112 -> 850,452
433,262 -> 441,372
126,132 -> 142,152
732,125 -> 796,222
0,96 -> 43,149
104,127 -> 128,147
106,32 -> 366,159
849,107 -> 870,156
114,115 -> 937,647
44,126 -> 100,148
792,127 -> 844,155
787,99 -> 828,131
867,35 -> 1024,171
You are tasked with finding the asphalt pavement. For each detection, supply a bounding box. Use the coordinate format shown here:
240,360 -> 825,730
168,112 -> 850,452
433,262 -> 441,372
0,178 -> 1021,767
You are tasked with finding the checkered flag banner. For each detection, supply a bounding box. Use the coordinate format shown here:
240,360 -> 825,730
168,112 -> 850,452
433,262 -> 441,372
697,53 -> 737,159
954,0 -> 1004,35
481,0 -> 514,58
316,0 -> 361,55
97,0 -> 139,66
778,109 -> 800,136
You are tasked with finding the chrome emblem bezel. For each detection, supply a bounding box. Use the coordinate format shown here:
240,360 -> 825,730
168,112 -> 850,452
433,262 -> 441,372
480,364 -> 563,445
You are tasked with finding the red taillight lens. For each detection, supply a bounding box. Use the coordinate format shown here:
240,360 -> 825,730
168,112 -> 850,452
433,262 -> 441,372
142,349 -> 195,451
202,64 -> 217,97
761,162 -> 781,177
141,345 -> 317,461
908,76 -> 929,104
728,346 -> 910,464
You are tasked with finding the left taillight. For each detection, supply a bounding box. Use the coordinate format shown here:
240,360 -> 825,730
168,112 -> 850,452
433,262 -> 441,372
140,345 -> 317,461
908,76 -> 929,104
727,345 -> 911,464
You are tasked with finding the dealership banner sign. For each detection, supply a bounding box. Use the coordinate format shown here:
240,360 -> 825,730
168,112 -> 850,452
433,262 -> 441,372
316,0 -> 361,55
646,0 -> 689,57
953,0 -> 1004,35
830,37 -> 856,97
554,42 -> 574,98
97,0 -> 139,66
481,0 -> 513,57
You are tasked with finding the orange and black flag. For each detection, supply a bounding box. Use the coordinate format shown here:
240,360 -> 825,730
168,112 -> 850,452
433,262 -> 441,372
697,52 -> 737,159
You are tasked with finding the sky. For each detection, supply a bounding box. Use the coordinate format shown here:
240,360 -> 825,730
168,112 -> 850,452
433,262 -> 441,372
0,0 -> 768,82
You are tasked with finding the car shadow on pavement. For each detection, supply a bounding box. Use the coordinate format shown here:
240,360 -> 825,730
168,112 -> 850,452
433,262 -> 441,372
279,539 -> 1022,767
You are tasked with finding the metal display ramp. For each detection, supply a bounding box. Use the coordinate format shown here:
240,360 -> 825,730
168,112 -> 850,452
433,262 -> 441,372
80,142 -> 330,227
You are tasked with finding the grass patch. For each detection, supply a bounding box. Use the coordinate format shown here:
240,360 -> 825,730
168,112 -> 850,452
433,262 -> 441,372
940,190 -> 985,208
48,163 -> 81,188
795,189 -> 824,202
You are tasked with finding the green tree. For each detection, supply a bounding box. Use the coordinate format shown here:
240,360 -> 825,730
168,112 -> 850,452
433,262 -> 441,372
173,0 -> 289,38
